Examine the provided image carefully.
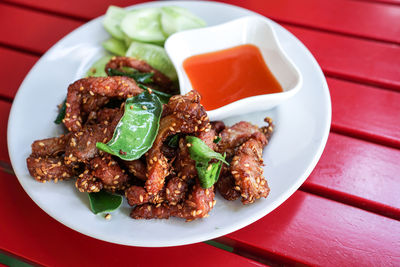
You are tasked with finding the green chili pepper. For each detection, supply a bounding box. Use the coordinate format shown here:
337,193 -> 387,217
186,136 -> 228,188
88,190 -> 122,214
54,98 -> 66,124
96,91 -> 162,160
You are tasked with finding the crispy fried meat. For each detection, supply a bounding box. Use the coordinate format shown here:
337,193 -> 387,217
64,76 -> 142,132
64,109 -> 123,164
231,138 -> 270,204
217,121 -> 267,158
27,155 -> 74,182
165,177 -> 188,205
90,155 -> 129,192
31,134 -> 70,157
126,185 -> 165,206
105,56 -> 175,93
216,173 -> 240,201
122,159 -> 147,181
75,171 -> 103,193
145,91 -> 208,195
130,183 -> 215,221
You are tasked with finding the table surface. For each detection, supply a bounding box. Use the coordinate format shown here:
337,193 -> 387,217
1,0 -> 399,266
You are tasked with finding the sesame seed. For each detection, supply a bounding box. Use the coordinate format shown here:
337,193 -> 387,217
186,143 -> 192,147
244,163 -> 250,167
139,195 -> 143,202
105,213 -> 111,220
38,142 -> 45,147
142,105 -> 147,110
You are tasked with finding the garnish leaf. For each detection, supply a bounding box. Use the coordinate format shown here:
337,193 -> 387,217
88,190 -> 123,214
167,134 -> 180,148
96,91 -> 162,160
186,136 -> 228,188
185,136 -> 228,165
213,136 -> 221,144
196,160 -> 224,189
138,84 -> 172,104
107,67 -> 154,84
54,98 -> 66,124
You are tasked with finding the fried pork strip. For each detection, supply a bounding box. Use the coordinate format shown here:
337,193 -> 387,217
64,76 -> 142,132
31,134 -> 70,157
217,121 -> 267,158
145,91 -> 208,195
64,109 -> 123,164
231,138 -> 270,204
105,56 -> 175,93
27,155 -> 74,182
130,183 -> 215,221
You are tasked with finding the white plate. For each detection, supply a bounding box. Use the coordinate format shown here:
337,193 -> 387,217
7,1 -> 331,247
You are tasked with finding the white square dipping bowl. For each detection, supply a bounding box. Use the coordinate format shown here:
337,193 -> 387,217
165,16 -> 303,121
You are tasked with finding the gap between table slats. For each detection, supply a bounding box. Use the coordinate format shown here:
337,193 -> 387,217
216,0 -> 400,45
3,0 -> 400,45
218,191 -> 400,266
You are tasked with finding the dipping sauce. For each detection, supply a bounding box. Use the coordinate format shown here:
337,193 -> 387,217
183,44 -> 283,110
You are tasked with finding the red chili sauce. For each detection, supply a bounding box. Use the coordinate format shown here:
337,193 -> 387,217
183,44 -> 283,110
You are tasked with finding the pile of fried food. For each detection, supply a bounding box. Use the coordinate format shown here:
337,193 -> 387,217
26,56 -> 274,221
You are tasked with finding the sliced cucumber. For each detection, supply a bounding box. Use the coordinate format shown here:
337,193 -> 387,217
102,38 -> 127,56
120,8 -> 166,43
103,6 -> 127,40
86,54 -> 113,77
126,41 -> 177,81
160,6 -> 206,36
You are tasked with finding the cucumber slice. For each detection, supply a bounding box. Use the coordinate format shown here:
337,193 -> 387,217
102,38 -> 127,56
160,6 -> 206,36
103,6 -> 127,40
126,41 -> 177,81
120,8 -> 166,43
86,55 -> 113,77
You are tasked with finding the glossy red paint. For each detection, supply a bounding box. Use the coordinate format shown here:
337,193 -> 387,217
0,0 -> 400,265
216,0 -> 400,44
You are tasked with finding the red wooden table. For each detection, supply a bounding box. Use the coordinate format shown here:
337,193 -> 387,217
1,0 -> 400,266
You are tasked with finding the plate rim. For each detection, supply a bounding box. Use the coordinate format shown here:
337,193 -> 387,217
7,1 -> 331,247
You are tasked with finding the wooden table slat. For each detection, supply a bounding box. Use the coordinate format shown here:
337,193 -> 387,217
304,132 -> 400,218
1,0 -> 150,21
1,2 -> 400,92
286,25 -> 400,91
0,170 -> 265,267
0,47 -> 38,100
221,191 -> 400,266
217,0 -> 400,44
0,3 -> 81,54
0,101 -> 11,163
329,77 -> 400,148
4,0 -> 400,45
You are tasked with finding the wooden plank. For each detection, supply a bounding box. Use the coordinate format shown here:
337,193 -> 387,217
329,77 -> 400,148
2,0 -> 150,21
0,3 -> 81,54
0,47 -> 38,100
216,0 -> 400,44
304,132 -> 400,218
285,25 -> 400,91
0,173 -> 264,267
0,101 -> 11,163
220,191 -> 400,266
353,0 -> 400,5
2,2 -> 400,92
